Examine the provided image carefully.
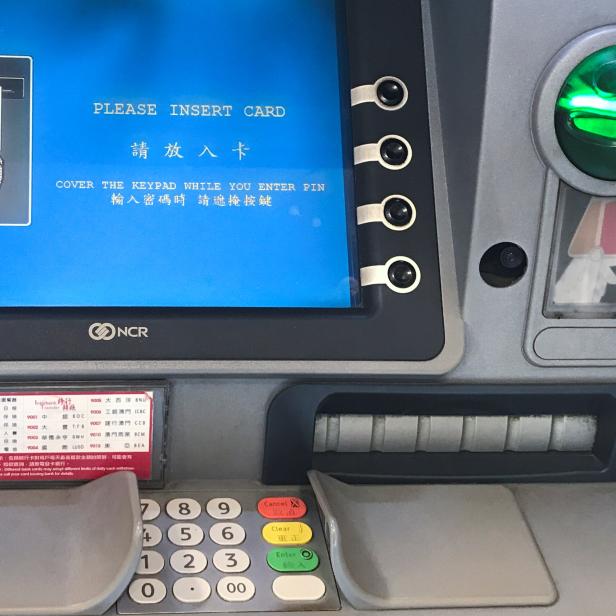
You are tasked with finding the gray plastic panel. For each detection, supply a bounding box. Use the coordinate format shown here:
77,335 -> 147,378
308,471 -> 557,610
0,472 -> 142,615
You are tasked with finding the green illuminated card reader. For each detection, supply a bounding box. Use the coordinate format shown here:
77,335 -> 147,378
555,45 -> 616,180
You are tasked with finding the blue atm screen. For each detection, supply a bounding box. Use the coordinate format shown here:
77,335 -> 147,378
0,0 -> 357,308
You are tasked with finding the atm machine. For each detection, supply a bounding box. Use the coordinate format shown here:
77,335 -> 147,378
3,0 -> 616,614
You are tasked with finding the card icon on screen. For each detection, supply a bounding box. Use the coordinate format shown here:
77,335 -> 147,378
0,56 -> 31,226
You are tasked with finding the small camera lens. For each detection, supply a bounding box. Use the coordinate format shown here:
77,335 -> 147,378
388,260 -> 417,289
384,197 -> 413,227
377,79 -> 406,107
499,246 -> 525,269
380,138 -> 409,167
480,242 -> 528,288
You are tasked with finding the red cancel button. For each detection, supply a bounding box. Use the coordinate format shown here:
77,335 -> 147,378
258,497 -> 307,520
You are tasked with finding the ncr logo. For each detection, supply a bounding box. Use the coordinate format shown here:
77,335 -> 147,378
88,322 -> 149,342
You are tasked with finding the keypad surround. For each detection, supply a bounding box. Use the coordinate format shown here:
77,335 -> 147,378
118,490 -> 339,614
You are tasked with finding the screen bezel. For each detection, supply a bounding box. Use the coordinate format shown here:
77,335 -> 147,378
0,0 -> 447,363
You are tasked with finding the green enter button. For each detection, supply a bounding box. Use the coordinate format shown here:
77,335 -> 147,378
267,547 -> 320,573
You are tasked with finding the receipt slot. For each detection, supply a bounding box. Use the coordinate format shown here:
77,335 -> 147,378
0,56 -> 31,226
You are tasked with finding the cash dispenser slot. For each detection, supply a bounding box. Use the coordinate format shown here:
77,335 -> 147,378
263,384 -> 616,485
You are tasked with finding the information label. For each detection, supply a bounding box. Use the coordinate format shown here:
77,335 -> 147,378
0,391 -> 153,481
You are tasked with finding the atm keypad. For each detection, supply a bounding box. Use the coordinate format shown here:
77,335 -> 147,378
117,491 -> 339,614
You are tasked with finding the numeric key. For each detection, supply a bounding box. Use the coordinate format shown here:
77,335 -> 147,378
216,576 -> 255,602
140,499 -> 161,521
129,579 -> 167,604
210,522 -> 246,546
168,523 -> 204,547
137,550 -> 164,575
142,524 -> 162,548
206,497 -> 242,520
167,498 -> 201,520
170,549 -> 208,574
213,548 -> 250,573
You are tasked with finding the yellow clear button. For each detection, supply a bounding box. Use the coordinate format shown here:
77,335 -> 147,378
262,522 -> 313,546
